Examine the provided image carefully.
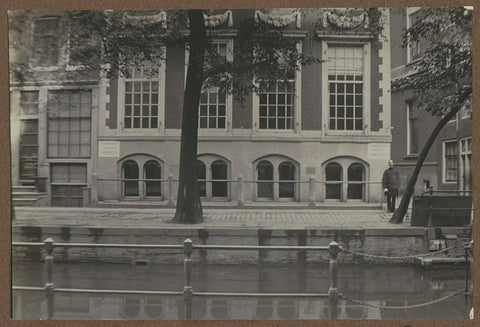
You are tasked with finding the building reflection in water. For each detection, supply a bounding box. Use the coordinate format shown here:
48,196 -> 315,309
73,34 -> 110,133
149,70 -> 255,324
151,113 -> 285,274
12,291 -> 471,320
11,262 -> 472,320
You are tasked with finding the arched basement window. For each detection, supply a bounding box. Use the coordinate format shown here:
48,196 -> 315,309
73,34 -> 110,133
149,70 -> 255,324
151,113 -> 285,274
197,160 -> 207,197
325,162 -> 342,200
257,160 -> 274,199
122,160 -> 139,197
211,159 -> 228,197
279,161 -> 295,198
347,163 -> 364,200
144,160 -> 162,197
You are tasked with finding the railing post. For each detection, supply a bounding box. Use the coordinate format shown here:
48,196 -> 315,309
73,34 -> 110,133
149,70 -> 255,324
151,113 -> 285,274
44,238 -> 55,320
183,239 -> 193,320
92,174 -> 98,204
237,175 -> 244,207
168,174 -> 174,206
328,241 -> 340,319
427,187 -> 434,227
465,241 -> 472,293
308,177 -> 316,208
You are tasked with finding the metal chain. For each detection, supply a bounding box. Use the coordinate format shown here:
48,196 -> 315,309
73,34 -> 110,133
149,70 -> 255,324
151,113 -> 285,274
340,289 -> 464,310
341,244 -> 461,261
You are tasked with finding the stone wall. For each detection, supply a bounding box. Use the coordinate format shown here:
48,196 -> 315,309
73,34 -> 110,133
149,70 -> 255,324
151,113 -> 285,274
12,226 -> 469,265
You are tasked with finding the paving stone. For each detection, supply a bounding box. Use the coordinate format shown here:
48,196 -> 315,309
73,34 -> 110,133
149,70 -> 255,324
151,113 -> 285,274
11,206 -> 410,229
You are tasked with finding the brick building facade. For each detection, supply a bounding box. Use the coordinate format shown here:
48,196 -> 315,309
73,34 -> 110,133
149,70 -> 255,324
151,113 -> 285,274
389,7 -> 472,196
10,8 -> 393,206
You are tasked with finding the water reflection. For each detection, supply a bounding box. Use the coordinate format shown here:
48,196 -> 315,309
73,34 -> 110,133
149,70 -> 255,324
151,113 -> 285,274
12,262 -> 472,320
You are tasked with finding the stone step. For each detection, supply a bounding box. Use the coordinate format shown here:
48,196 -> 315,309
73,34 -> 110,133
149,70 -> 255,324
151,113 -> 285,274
12,198 -> 38,207
12,185 -> 36,193
12,192 -> 43,199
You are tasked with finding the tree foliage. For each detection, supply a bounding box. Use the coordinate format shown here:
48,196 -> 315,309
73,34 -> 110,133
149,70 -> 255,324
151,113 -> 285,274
392,7 -> 472,116
390,7 -> 472,224
63,10 -> 322,101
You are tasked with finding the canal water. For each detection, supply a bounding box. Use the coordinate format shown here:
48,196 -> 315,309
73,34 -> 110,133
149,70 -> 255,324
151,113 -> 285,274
12,262 -> 472,320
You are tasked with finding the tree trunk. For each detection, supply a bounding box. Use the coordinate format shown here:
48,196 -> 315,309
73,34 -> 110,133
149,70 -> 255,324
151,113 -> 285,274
389,108 -> 459,224
171,10 -> 206,224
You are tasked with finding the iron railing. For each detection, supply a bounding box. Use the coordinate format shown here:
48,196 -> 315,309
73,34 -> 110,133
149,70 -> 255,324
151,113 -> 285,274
420,188 -> 473,227
12,238 -> 340,320
96,175 -> 384,207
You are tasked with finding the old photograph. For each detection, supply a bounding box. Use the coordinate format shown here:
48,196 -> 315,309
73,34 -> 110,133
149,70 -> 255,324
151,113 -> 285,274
9,7 -> 473,320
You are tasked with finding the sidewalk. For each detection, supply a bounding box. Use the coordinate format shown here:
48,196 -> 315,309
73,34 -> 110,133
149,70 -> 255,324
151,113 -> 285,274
12,206 -> 410,229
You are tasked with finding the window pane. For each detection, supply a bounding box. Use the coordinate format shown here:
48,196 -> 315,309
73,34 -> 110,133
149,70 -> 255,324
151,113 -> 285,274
47,90 -> 91,158
20,91 -> 39,115
218,117 -> 225,128
150,117 -> 158,128
124,64 -> 162,129
258,81 -> 294,130
328,45 -> 364,131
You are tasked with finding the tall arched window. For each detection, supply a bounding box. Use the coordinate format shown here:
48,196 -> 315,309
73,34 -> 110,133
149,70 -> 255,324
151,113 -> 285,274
325,162 -> 342,200
144,160 -> 162,197
211,160 -> 228,197
196,160 -> 207,197
279,161 -> 295,198
257,160 -> 274,199
122,160 -> 139,196
347,163 -> 364,200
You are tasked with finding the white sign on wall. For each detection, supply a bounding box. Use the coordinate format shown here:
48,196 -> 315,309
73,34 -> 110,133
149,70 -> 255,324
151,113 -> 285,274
367,143 -> 390,159
98,141 -> 120,158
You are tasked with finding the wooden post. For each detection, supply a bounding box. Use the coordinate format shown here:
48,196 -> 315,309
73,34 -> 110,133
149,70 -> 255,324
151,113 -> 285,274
328,241 -> 340,319
44,238 -> 55,320
427,187 -> 434,227
237,175 -> 244,207
183,239 -> 193,319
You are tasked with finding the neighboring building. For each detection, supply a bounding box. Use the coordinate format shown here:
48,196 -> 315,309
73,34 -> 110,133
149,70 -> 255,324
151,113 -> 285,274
389,7 -> 472,196
9,8 -> 393,207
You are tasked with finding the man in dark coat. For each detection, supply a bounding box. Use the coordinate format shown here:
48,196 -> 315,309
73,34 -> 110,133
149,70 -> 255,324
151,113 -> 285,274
382,160 -> 400,213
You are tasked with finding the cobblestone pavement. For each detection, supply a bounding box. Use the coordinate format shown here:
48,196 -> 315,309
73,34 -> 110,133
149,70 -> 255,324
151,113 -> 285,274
12,206 -> 410,229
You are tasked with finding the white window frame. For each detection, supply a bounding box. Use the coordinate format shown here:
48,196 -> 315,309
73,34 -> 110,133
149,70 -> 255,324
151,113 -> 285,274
184,39 -> 234,135
459,137 -> 472,191
442,140 -> 459,184
46,89 -> 92,159
406,7 -> 422,64
252,41 -> 302,135
196,154 -> 231,200
30,16 -> 65,71
252,156 -> 300,201
117,52 -> 166,135
321,40 -> 370,135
